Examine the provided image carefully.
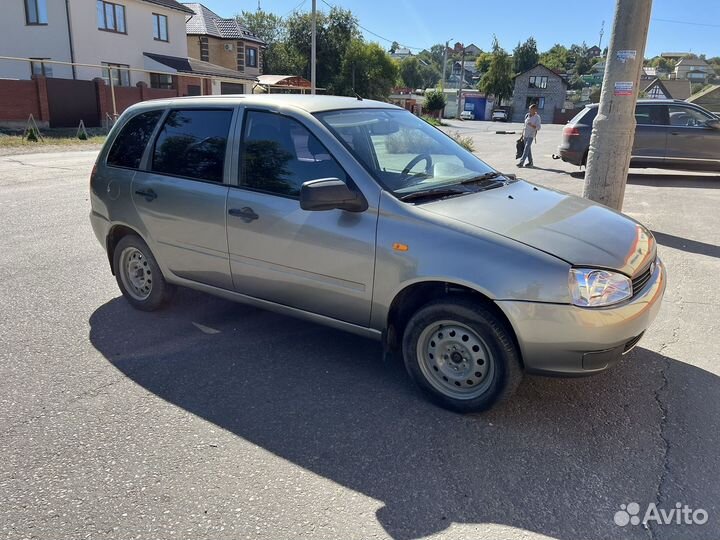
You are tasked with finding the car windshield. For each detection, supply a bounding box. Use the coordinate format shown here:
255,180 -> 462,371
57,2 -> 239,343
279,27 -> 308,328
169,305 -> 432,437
316,108 -> 501,197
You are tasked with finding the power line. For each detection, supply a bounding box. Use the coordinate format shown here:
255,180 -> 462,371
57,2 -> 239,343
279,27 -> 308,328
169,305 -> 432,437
652,17 -> 720,28
317,0 -> 424,50
282,0 -> 307,18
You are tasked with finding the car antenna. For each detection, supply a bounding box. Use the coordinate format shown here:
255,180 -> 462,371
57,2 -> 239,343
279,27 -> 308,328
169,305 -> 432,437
353,89 -> 363,101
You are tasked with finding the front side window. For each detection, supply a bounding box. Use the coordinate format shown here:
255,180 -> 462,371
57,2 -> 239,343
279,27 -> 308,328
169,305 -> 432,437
246,47 -> 258,68
529,76 -> 548,89
107,110 -> 163,169
668,105 -> 713,127
317,109 -> 498,197
153,13 -> 168,41
242,111 -> 347,198
152,109 -> 233,183
97,0 -> 126,33
25,0 -> 48,24
102,62 -> 130,86
30,58 -> 53,78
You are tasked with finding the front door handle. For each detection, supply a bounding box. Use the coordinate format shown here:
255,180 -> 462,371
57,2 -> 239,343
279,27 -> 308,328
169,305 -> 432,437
229,207 -> 259,223
135,189 -> 157,202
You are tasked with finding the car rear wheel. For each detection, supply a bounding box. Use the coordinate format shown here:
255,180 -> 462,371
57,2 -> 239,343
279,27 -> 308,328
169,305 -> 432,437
113,235 -> 174,311
402,298 -> 522,413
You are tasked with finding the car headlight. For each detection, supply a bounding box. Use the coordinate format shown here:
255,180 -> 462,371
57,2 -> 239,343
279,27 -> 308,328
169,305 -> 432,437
568,268 -> 632,307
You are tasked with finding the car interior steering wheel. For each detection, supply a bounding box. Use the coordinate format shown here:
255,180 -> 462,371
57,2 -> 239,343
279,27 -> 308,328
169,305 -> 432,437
400,153 -> 433,184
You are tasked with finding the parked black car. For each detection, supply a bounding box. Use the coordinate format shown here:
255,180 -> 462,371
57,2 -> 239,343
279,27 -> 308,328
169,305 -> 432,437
557,99 -> 720,171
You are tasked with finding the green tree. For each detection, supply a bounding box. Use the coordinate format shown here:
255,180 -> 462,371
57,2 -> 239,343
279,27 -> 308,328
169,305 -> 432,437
389,41 -> 400,54
419,61 -> 441,88
238,10 -> 290,74
285,7 -> 361,92
337,40 -> 397,100
512,38 -> 539,74
478,36 -> 514,106
399,56 -> 424,89
540,44 -> 569,71
423,88 -> 446,117
475,52 -> 493,73
569,43 -> 591,75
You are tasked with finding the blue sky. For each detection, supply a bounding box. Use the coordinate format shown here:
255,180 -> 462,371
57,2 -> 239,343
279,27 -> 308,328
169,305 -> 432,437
200,0 -> 720,58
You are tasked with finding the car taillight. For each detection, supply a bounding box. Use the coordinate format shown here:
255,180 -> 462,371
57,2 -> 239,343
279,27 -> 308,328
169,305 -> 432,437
563,125 -> 580,137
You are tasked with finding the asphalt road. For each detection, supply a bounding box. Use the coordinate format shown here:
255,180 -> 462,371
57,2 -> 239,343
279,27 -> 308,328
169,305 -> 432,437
1,129 -> 719,540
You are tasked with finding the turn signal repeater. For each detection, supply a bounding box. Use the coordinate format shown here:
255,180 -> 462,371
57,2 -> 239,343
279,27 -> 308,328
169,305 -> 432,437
392,242 -> 409,252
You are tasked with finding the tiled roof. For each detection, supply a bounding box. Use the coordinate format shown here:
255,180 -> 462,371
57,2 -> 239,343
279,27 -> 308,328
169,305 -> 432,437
143,52 -> 258,81
143,0 -> 194,14
676,57 -> 710,67
643,78 -> 692,100
183,2 -> 264,43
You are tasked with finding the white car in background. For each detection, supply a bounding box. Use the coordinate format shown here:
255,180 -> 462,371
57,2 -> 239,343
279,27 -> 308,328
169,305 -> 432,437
491,109 -> 509,122
460,110 -> 474,120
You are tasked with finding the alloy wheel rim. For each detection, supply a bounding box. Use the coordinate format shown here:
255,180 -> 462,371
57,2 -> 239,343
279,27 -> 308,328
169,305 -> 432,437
119,247 -> 152,301
416,320 -> 495,400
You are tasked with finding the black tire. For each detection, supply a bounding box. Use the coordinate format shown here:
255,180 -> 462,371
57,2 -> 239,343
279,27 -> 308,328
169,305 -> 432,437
402,298 -> 523,413
113,234 -> 174,311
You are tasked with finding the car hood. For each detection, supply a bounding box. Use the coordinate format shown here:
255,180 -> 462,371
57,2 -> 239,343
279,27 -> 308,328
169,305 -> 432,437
421,180 -> 655,276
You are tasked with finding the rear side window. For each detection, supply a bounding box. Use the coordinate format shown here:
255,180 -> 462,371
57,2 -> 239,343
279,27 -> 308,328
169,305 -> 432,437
152,109 -> 233,183
241,110 -> 347,198
107,110 -> 162,169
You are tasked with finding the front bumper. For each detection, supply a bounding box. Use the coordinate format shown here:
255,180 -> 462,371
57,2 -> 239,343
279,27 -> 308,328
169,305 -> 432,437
497,258 -> 666,375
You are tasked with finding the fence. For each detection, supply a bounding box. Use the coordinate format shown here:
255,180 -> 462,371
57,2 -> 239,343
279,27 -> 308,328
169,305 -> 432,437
0,56 -> 255,129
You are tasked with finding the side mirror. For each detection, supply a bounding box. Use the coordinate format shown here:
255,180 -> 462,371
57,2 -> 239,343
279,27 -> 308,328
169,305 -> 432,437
300,178 -> 368,212
706,118 -> 720,130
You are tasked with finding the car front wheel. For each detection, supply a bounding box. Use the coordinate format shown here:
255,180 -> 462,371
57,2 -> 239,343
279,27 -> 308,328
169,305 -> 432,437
402,298 -> 522,413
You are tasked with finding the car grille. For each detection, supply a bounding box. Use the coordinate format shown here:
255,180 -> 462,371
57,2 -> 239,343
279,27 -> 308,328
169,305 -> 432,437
631,263 -> 653,297
623,332 -> 645,354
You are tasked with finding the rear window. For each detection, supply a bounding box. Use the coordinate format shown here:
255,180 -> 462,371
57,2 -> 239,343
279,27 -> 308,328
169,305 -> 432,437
571,107 -> 597,125
151,109 -> 233,183
107,110 -> 162,169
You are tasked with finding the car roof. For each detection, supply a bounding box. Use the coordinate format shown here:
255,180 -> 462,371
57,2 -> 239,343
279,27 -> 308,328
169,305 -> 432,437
585,99 -> 697,109
124,94 -> 400,114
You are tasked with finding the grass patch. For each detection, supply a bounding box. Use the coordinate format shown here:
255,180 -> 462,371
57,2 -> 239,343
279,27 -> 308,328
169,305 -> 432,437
421,115 -> 445,127
450,131 -> 475,152
0,127 -> 106,149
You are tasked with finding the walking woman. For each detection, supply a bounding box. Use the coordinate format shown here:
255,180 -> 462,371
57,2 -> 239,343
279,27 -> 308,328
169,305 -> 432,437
517,103 -> 541,168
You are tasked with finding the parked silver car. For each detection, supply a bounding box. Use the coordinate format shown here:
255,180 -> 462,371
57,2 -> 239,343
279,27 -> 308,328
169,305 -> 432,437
90,95 -> 666,412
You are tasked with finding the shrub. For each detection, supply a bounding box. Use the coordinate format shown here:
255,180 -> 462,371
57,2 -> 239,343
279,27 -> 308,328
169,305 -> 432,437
423,88 -> 446,117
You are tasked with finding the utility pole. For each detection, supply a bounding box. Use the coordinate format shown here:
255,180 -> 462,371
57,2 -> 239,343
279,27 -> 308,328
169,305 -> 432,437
598,20 -> 605,49
440,39 -> 451,90
583,0 -> 652,211
310,0 -> 317,95
456,44 -> 465,119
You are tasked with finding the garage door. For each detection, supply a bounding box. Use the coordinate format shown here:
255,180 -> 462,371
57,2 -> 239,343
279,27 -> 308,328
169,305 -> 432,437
221,82 -> 245,95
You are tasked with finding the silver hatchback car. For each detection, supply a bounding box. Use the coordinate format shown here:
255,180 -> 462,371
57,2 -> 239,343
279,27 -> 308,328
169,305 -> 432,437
90,95 -> 666,412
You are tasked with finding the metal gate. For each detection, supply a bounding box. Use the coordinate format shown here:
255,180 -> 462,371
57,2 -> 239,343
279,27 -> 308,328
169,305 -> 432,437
47,78 -> 100,128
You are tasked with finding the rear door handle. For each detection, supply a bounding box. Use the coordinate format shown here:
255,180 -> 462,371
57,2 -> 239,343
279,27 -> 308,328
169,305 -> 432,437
135,189 -> 157,202
229,207 -> 259,223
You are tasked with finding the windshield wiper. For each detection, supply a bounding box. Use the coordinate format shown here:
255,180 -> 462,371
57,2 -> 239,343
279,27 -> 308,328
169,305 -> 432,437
459,171 -> 504,185
398,187 -> 469,203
